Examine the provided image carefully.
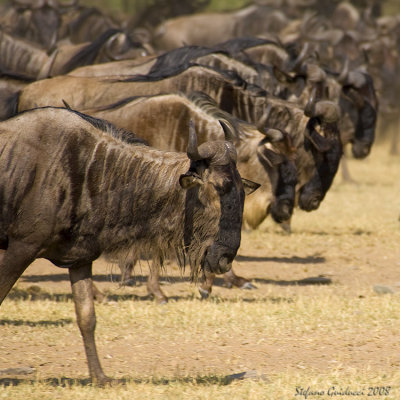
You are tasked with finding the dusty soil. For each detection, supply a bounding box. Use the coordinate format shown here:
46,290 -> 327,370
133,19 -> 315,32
1,144 -> 399,383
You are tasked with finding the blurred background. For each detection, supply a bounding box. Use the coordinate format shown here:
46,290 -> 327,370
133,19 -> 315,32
0,0 -> 397,18
57,0 -> 400,16
56,0 -> 400,16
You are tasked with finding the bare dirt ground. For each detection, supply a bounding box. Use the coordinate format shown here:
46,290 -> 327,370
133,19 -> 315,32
1,143 -> 399,391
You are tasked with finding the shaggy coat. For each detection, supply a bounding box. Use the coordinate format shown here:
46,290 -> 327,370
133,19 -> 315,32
0,106 -> 246,275
81,91 -> 297,229
16,63 -> 341,213
0,106 -> 248,383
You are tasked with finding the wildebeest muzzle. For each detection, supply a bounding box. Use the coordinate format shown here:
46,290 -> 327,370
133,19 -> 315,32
298,184 -> 323,211
352,139 -> 372,159
203,243 -> 236,274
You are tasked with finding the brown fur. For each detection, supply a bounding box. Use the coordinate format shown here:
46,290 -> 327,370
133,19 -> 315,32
16,63 -> 339,214
80,91 -> 291,229
0,107 -> 243,278
0,106 -> 246,383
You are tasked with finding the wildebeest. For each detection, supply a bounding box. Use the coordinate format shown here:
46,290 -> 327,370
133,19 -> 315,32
0,29 -> 53,80
0,0 -> 75,50
152,4 -> 289,51
215,36 -> 377,181
77,91 -> 296,300
0,0 -> 117,49
0,27 -> 151,81
0,106 -> 257,384
15,62 -> 341,221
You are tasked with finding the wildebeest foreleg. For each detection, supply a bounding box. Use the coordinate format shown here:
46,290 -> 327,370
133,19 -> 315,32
69,264 -> 111,386
198,270 -> 215,299
198,266 -> 256,299
340,153 -> 356,183
0,241 -> 38,304
390,116 -> 399,155
147,261 -> 168,304
222,268 -> 256,290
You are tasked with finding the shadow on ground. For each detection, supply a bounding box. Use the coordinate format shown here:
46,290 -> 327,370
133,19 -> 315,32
0,372 -> 261,387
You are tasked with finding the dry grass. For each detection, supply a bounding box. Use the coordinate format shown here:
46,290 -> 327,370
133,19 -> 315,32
1,142 -> 400,399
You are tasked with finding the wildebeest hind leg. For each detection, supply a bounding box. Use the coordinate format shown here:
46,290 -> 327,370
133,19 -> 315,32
69,263 -> 112,386
91,281 -> 106,303
340,154 -> 356,183
0,241 -> 38,304
118,261 -> 136,285
147,261 -> 168,304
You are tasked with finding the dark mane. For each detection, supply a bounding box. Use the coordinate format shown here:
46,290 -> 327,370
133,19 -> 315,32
115,61 -> 200,82
148,45 -> 229,74
68,107 -> 148,145
84,95 -> 149,112
59,28 -> 126,74
116,62 -> 254,93
21,105 -> 148,146
0,67 -> 37,83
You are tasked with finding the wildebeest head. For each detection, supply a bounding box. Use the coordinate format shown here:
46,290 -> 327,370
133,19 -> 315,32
10,0 -> 76,50
339,68 -> 378,159
255,121 -> 298,223
103,31 -> 153,61
180,121 -> 259,275
298,98 -> 342,211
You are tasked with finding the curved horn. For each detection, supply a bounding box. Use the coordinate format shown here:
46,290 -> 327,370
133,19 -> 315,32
36,48 -> 59,79
288,42 -> 310,72
342,87 -> 364,108
256,103 -> 272,132
313,101 -> 340,123
219,120 -> 233,142
263,128 -> 285,142
103,33 -> 126,62
346,70 -> 367,89
304,85 -> 318,117
337,57 -> 349,84
300,12 -> 319,37
187,120 -> 202,161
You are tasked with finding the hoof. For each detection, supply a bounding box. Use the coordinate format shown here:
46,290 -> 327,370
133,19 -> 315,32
198,287 -> 211,299
121,278 -> 137,287
93,292 -> 106,303
240,281 -> 257,290
279,221 -> 291,234
93,375 -> 116,387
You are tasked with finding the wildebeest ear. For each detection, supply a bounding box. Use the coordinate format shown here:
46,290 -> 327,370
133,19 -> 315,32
307,129 -> 332,152
262,128 -> 285,142
257,145 -> 285,167
179,172 -> 203,189
242,178 -> 261,195
272,65 -> 296,83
